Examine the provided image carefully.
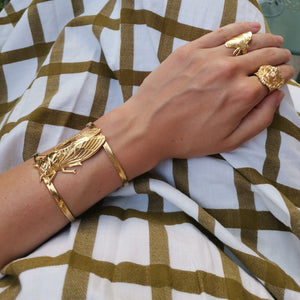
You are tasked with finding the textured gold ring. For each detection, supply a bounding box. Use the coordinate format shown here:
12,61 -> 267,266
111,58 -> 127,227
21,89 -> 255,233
255,65 -> 285,92
225,31 -> 252,56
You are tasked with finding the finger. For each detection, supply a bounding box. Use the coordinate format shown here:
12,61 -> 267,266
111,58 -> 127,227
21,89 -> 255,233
227,64 -> 292,125
248,33 -> 283,52
233,64 -> 294,114
241,48 -> 292,74
250,64 -> 294,94
227,90 -> 284,148
192,22 -> 261,48
220,33 -> 284,56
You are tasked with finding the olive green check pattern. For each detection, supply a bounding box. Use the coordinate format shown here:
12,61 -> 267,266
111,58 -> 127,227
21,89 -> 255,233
0,0 -> 300,299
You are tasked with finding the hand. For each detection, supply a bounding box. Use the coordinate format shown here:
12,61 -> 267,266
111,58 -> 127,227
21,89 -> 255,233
124,22 -> 294,162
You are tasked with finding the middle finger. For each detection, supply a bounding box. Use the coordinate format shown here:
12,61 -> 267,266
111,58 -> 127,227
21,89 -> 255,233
219,32 -> 284,56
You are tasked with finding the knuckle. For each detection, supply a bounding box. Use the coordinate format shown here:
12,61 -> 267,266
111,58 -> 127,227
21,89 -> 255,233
215,27 -> 225,36
267,33 -> 278,42
246,86 -> 261,101
264,48 -> 278,60
215,59 -> 239,78
265,33 -> 273,38
236,80 -> 249,93
223,138 -> 241,152
235,81 -> 258,101
173,45 -> 192,61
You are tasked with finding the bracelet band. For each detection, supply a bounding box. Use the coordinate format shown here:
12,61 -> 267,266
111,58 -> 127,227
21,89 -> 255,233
45,182 -> 75,222
103,141 -> 128,184
87,122 -> 128,184
33,122 -> 127,222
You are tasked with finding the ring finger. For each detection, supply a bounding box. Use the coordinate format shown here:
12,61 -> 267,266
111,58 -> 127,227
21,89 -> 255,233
231,64 -> 293,116
236,64 -> 294,115
242,47 -> 292,75
249,64 -> 294,95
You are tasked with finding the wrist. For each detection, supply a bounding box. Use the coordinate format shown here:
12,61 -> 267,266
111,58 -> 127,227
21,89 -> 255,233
94,99 -> 161,181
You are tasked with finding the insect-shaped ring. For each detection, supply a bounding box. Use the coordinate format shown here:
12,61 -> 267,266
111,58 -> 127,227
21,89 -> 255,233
225,31 -> 252,56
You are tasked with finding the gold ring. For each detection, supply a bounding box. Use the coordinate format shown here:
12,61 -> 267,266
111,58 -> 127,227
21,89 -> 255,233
255,65 -> 285,92
225,31 -> 252,56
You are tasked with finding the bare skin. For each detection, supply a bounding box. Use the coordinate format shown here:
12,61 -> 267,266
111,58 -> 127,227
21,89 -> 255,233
0,22 -> 294,270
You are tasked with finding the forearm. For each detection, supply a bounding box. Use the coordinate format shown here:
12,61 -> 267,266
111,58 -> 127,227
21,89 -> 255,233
0,103 -> 157,270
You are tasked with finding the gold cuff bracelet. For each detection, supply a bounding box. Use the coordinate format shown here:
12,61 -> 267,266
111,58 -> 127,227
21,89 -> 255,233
33,122 -> 128,222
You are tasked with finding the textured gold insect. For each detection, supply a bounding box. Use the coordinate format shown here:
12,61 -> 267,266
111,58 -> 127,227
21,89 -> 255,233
34,125 -> 105,184
225,31 -> 252,55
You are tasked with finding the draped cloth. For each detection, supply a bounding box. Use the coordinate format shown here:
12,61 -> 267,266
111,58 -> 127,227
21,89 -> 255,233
0,0 -> 300,299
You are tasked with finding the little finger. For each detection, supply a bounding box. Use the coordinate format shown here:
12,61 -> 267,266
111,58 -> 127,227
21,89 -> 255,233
225,90 -> 284,151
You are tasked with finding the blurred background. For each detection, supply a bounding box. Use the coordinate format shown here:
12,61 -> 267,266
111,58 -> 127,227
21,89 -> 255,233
0,0 -> 299,82
258,0 -> 300,82
0,0 -> 8,10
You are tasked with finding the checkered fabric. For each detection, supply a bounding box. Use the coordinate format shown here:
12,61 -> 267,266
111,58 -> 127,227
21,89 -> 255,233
0,0 -> 300,299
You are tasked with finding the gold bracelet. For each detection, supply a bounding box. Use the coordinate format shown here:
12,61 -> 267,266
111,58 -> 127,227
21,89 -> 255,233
33,122 -> 127,221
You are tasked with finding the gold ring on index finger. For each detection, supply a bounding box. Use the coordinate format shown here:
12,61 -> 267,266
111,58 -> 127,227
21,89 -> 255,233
225,31 -> 252,56
255,65 -> 285,92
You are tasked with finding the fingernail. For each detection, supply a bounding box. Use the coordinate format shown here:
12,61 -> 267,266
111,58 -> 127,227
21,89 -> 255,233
276,35 -> 284,44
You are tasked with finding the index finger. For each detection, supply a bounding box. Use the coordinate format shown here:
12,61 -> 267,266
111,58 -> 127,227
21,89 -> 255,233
192,22 -> 261,49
